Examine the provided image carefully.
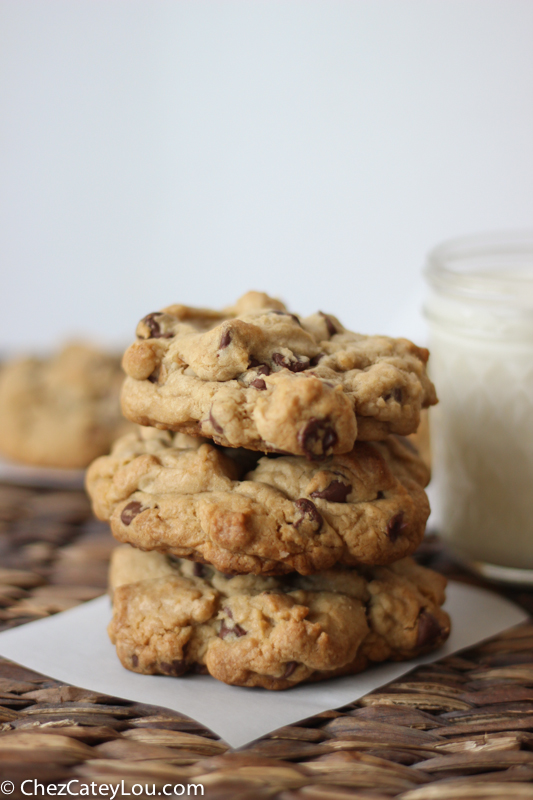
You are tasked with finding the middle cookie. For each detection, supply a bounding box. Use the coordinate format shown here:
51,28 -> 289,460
87,428 -> 430,576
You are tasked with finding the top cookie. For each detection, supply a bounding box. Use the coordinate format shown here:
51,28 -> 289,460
0,343 -> 132,469
121,291 -> 437,459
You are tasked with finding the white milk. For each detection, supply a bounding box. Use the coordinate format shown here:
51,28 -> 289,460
425,232 -> 533,579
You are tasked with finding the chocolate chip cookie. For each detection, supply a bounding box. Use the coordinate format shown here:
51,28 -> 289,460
87,426 -> 430,575
0,343 -> 132,469
120,291 -> 437,459
108,545 -> 450,690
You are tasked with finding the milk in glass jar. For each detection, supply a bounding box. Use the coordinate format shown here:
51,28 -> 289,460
425,231 -> 533,583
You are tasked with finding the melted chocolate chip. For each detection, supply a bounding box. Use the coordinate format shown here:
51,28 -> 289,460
319,311 -> 338,337
395,435 -> 418,454
294,498 -> 323,533
272,353 -> 310,372
160,659 -> 188,676
416,610 -> 443,648
387,511 -> 407,543
298,418 -> 338,460
120,501 -> 145,526
209,409 -> 223,434
193,563 -> 206,578
309,353 -> 325,367
283,661 -> 298,679
311,480 -> 351,503
219,620 -> 247,639
141,312 -> 174,339
219,329 -> 232,349
384,387 -> 403,403
271,310 -> 301,326
251,378 -> 267,390
249,358 -> 271,375
131,654 -> 138,668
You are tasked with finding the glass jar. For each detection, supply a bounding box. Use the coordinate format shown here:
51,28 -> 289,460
424,230 -> 533,584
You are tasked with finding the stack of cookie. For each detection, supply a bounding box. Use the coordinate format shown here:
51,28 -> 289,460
87,291 -> 450,690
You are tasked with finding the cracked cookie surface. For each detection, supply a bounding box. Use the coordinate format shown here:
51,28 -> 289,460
87,426 -> 430,575
0,343 -> 132,469
108,545 -> 450,689
121,291 -> 437,458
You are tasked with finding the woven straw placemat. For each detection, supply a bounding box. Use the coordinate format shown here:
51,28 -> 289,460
1,483 -> 533,799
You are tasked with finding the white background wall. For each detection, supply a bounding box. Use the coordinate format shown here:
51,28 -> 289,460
1,0 -> 532,354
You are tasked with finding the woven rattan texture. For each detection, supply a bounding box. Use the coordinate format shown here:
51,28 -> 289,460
1,484 -> 533,799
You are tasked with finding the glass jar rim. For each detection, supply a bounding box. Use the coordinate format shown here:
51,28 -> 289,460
425,230 -> 533,306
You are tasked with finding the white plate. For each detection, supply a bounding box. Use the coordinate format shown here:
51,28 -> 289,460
0,455 -> 86,489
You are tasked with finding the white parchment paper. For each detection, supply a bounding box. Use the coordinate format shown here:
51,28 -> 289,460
0,581 -> 527,748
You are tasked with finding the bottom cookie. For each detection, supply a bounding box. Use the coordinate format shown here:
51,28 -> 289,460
109,545 -> 451,690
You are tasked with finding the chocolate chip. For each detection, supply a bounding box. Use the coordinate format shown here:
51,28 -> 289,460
271,310 -> 301,325
377,490 -> 385,500
384,387 -> 403,403
219,620 -> 247,639
283,661 -> 298,679
223,606 -> 233,619
193,563 -> 206,578
311,480 -> 351,503
192,663 -> 209,675
272,353 -> 310,372
160,659 -> 188,676
395,435 -> 418,454
131,654 -> 138,668
120,502 -> 145,526
219,329 -> 232,349
298,418 -> 338,460
319,311 -> 338,337
141,313 -> 174,339
294,498 -> 323,533
147,368 -> 160,384
248,358 -> 271,376
251,378 -> 267,390
167,554 -> 181,568
309,353 -> 325,367
387,511 -> 407,543
209,409 -> 223,434
416,610 -> 444,648
257,365 -> 271,376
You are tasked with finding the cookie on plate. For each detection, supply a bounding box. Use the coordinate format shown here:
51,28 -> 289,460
108,545 -> 450,690
87,426 -> 430,575
0,343 -> 132,469
121,291 -> 437,459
